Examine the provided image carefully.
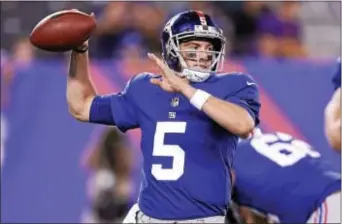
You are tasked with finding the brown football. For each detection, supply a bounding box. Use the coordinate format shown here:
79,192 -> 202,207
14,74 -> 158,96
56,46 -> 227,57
29,10 -> 96,52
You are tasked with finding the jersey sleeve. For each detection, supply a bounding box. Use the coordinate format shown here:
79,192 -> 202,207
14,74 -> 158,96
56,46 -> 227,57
332,58 -> 341,90
224,75 -> 261,126
89,76 -> 140,132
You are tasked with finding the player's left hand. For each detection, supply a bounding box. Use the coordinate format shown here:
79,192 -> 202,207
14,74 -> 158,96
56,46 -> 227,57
148,53 -> 189,93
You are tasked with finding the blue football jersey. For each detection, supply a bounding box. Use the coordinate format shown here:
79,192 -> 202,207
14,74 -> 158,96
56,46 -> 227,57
233,132 -> 341,223
332,57 -> 341,90
107,72 -> 260,220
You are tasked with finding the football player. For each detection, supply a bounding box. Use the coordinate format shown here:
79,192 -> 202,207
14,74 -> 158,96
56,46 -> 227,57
66,10 -> 261,223
231,129 -> 341,223
324,57 -> 341,152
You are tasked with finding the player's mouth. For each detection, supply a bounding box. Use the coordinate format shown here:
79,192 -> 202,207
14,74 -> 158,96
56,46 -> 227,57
186,59 -> 211,70
193,64 -> 210,70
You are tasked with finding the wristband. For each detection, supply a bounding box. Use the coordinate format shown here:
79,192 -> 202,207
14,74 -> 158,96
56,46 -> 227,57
190,89 -> 211,110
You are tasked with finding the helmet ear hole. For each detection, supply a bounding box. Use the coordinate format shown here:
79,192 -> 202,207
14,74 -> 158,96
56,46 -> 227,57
212,39 -> 223,52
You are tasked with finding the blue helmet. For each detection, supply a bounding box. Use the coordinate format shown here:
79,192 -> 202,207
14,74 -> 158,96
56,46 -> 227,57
161,10 -> 226,82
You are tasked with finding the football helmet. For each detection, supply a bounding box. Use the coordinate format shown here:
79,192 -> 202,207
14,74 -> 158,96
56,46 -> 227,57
161,10 -> 226,82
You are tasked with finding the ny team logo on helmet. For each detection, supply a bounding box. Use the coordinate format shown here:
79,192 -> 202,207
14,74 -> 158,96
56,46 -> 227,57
161,10 -> 226,82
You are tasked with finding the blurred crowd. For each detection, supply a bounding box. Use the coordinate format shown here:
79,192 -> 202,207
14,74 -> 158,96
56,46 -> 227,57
87,1 -> 305,59
0,1 -> 340,65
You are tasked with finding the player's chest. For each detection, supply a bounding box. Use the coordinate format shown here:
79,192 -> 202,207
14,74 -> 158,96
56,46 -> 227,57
135,83 -> 228,125
138,92 -> 205,122
135,87 -> 228,144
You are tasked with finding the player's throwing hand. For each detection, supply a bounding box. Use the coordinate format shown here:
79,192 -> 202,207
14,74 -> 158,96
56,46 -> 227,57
148,53 -> 189,93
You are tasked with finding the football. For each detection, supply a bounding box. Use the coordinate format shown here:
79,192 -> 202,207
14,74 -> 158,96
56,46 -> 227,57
29,10 -> 96,52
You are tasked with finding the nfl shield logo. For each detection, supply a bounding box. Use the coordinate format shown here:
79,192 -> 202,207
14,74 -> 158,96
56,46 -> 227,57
170,97 -> 179,107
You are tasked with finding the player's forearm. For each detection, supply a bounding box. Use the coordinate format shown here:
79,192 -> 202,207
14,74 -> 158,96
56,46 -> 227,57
181,86 -> 255,137
67,50 -> 96,121
203,97 -> 255,137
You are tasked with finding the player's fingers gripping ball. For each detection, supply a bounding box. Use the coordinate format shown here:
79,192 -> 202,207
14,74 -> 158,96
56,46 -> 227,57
73,12 -> 95,51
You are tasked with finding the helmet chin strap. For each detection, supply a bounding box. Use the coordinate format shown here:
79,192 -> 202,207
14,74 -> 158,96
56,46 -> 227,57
181,68 -> 211,82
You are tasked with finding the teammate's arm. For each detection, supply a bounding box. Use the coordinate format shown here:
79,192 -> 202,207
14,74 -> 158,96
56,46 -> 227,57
324,88 -> 341,151
239,206 -> 269,224
324,59 -> 341,151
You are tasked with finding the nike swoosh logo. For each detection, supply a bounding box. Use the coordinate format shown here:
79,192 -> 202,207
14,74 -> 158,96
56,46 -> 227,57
247,81 -> 256,86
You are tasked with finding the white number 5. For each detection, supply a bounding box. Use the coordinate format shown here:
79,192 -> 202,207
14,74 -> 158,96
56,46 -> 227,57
151,122 -> 186,181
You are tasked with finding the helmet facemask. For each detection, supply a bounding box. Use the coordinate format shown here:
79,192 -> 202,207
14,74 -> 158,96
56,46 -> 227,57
165,25 -> 226,82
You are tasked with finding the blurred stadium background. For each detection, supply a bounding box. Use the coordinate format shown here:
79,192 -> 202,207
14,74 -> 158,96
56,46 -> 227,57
0,1 -> 341,223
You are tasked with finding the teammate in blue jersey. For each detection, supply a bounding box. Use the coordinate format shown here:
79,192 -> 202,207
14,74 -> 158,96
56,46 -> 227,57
66,10 -> 261,223
324,57 -> 341,152
230,130 -> 341,224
